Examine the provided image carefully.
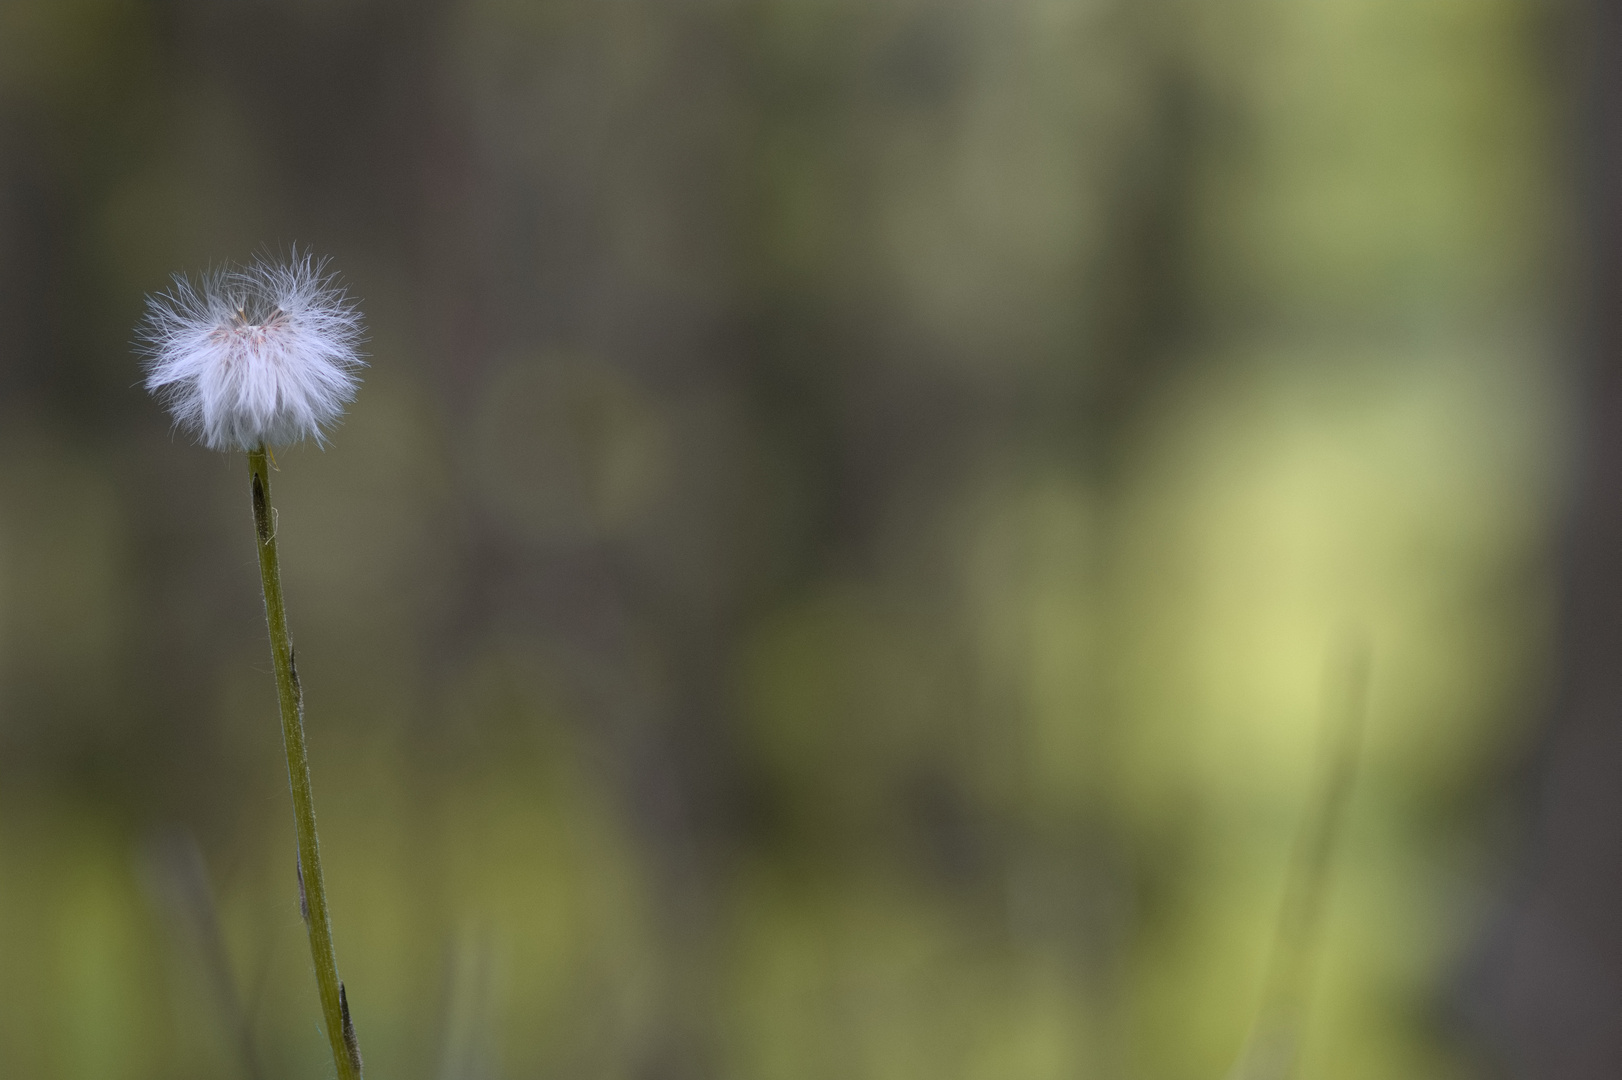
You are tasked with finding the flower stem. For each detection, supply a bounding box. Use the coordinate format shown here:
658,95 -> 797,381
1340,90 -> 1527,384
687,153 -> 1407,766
248,447 -> 363,1080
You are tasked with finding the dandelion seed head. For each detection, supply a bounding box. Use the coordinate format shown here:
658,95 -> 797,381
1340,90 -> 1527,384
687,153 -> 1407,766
138,251 -> 366,451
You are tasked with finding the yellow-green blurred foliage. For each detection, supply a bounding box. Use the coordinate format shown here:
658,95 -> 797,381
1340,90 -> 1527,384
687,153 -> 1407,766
0,0 -> 1565,1078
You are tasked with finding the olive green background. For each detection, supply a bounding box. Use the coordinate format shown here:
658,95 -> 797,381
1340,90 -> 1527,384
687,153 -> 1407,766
0,1 -> 1567,1077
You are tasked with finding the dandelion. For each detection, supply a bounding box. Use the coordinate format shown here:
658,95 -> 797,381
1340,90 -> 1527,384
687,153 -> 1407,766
138,252 -> 365,452
140,251 -> 366,1080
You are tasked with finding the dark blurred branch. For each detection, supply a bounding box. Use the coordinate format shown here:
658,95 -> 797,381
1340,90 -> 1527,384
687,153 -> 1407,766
1469,2 -> 1622,1077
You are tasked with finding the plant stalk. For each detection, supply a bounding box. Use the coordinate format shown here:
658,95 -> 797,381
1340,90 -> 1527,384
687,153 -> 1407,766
248,447 -> 363,1080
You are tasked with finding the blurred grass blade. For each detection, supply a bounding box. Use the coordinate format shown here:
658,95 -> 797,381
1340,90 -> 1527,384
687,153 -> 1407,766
139,829 -> 266,1080
1230,636 -> 1372,1080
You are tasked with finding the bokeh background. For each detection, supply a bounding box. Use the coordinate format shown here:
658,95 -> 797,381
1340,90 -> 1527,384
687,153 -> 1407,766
0,0 -> 1598,1077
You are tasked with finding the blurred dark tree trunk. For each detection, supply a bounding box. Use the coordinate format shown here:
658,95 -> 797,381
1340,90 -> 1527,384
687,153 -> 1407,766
1472,2 -> 1622,1076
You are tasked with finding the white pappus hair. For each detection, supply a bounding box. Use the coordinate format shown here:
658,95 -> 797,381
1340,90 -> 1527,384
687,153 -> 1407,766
138,252 -> 366,452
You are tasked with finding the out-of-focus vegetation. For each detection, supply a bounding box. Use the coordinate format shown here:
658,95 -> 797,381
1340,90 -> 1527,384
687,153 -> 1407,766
0,1 -> 1567,1078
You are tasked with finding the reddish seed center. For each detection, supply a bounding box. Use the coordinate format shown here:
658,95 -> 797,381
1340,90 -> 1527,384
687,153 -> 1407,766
209,310 -> 290,353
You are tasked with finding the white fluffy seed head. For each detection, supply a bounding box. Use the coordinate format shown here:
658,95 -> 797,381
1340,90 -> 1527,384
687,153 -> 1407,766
138,252 -> 366,452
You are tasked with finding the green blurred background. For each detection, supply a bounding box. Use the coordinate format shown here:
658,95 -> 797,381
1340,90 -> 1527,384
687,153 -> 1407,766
0,0 -> 1578,1077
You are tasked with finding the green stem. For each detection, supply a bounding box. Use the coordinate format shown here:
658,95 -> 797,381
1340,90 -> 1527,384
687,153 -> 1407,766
248,447 -> 363,1080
